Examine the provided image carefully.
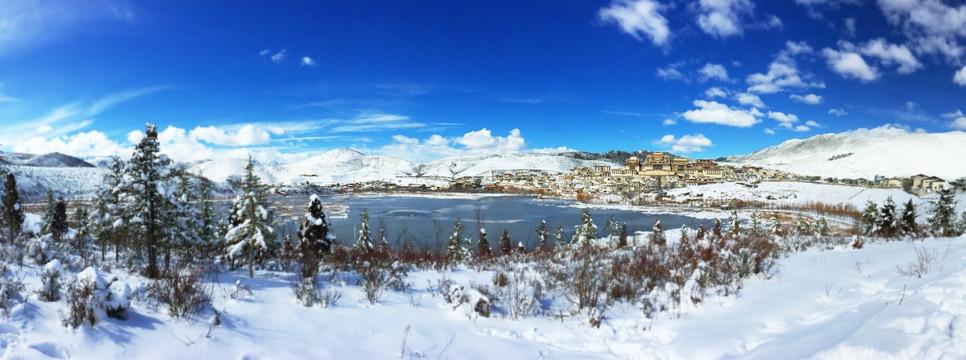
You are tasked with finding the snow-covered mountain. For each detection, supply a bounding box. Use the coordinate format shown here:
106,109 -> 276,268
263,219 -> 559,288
190,148 -> 617,185
0,152 -> 96,168
726,129 -> 966,180
0,152 -> 105,199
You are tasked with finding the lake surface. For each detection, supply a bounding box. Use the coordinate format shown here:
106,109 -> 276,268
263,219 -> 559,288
273,194 -> 717,250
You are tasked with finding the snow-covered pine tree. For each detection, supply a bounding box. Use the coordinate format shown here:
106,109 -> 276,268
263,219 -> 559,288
899,199 -> 918,237
727,208 -> 741,238
72,206 -> 91,263
712,218 -> 723,238
649,220 -> 666,246
750,212 -> 763,235
40,190 -> 55,236
769,216 -> 783,237
167,167 -> 201,266
87,191 -> 112,263
861,200 -> 878,235
554,223 -> 564,247
929,186 -> 959,237
795,214 -> 812,236
605,215 -> 619,244
50,197 -> 68,245
816,217 -> 829,237
618,223 -> 628,248
105,156 -> 126,262
571,208 -> 597,247
446,217 -> 466,263
119,123 -> 172,278
499,229 -> 512,256
535,220 -> 549,250
195,177 -> 219,260
296,195 -> 333,278
224,156 -> 276,278
1,173 -> 24,244
875,196 -> 898,238
696,224 -> 706,240
356,208 -> 373,253
477,228 -> 491,257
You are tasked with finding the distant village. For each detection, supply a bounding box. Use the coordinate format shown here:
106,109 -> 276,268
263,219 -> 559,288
329,152 -> 950,198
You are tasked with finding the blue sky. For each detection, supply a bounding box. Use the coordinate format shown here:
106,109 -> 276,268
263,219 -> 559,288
1,0 -> 965,163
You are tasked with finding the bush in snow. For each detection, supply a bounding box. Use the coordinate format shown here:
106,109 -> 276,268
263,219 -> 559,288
39,259 -> 63,302
358,258 -> 409,304
571,209 -> 597,247
59,267 -> 132,328
487,262 -> 543,320
147,265 -> 211,319
292,276 -> 341,308
0,265 -> 25,318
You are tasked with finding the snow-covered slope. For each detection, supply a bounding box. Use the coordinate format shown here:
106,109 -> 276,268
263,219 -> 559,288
727,129 -> 966,180
420,152 -> 616,178
0,152 -> 95,168
191,149 -> 616,185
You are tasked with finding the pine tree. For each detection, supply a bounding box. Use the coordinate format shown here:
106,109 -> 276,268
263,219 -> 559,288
40,190 -> 55,236
167,167 -> 201,266
105,156 -> 126,262
929,187 -> 959,237
50,197 -> 68,245
446,217 -> 466,263
535,220 -> 549,250
696,224 -> 706,240
225,156 -> 276,278
88,191 -> 112,262
605,215 -> 619,243
796,214 -> 812,236
769,216 -> 783,236
356,208 -> 373,253
119,123 -> 172,278
899,199 -> 918,237
72,206 -> 91,262
554,223 -> 564,247
618,223 -> 628,248
712,218 -> 723,238
1,173 -> 24,243
727,208 -> 741,238
477,228 -> 491,257
861,200 -> 878,234
750,212 -> 763,235
499,229 -> 512,255
649,220 -> 666,246
572,208 -> 597,246
875,196 -> 898,238
195,177 -> 219,260
297,195 -> 333,278
816,217 -> 829,237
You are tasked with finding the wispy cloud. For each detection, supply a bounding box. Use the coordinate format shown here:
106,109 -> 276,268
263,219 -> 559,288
0,1 -> 135,56
301,56 -> 316,67
329,113 -> 426,133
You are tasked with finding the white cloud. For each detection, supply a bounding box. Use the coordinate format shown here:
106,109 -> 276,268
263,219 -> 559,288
789,93 -> 823,104
681,100 -> 762,127
821,47 -> 879,82
598,0 -> 670,46
735,92 -> 766,107
828,108 -> 848,116
943,109 -> 964,119
270,49 -> 286,64
805,120 -> 820,127
764,15 -> 783,29
844,18 -> 856,37
955,66 -> 966,86
329,113 -> 425,133
190,124 -> 274,147
767,111 -> 800,125
696,0 -> 754,38
793,125 -> 811,132
859,38 -> 922,74
663,118 -> 677,125
656,134 -> 714,153
259,49 -> 271,56
763,128 -> 775,135
878,0 -> 966,64
36,124 -> 53,134
704,87 -> 728,98
952,117 -> 966,130
379,128 -> 529,162
12,130 -> 127,157
698,63 -> 730,82
656,66 -> 685,81
301,56 -> 316,67
0,1 -> 132,56
905,101 -> 918,111
746,42 -> 825,93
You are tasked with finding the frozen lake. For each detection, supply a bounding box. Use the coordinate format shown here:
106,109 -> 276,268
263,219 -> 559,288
274,194 -> 718,250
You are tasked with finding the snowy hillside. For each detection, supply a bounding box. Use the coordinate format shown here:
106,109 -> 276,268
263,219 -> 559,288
0,152 -> 95,168
726,129 -> 966,180
191,149 -> 616,185
419,152 -> 616,178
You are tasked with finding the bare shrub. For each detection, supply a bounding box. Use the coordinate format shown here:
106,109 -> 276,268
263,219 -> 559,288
148,266 -> 211,319
0,265 -> 25,318
896,246 -> 944,278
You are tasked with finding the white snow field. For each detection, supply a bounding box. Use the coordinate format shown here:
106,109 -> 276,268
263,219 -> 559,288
2,230 -> 965,359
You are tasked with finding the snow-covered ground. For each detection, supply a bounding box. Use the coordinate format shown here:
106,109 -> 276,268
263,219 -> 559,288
3,230 -> 966,359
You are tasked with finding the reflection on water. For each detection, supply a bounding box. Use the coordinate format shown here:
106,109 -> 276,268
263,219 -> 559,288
270,195 -> 717,250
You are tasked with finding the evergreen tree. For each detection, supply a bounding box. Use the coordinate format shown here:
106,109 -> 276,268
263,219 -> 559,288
796,214 -> 812,236
750,212 -> 764,235
72,206 -> 91,262
166,167 -> 201,266
356,208 -> 373,253
696,224 -> 706,240
571,208 -> 597,246
727,208 -> 741,238
1,173 -> 24,243
88,192 -> 112,262
605,215 -> 620,243
929,187 -> 959,237
649,220 -> 666,246
861,200 -> 878,234
499,229 -> 512,255
618,223 -> 628,248
446,217 -> 466,263
105,156 -> 126,262
195,177 -> 219,259
477,228 -> 491,257
816,217 -> 829,237
225,156 -> 276,278
50,197 -> 68,245
40,190 -> 55,236
554,223 -> 564,247
769,216 -> 783,236
899,199 -> 918,237
712,218 -> 723,238
875,196 -> 898,238
535,220 -> 549,250
119,123 -> 172,278
296,195 -> 333,278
